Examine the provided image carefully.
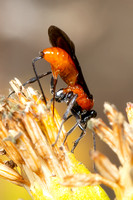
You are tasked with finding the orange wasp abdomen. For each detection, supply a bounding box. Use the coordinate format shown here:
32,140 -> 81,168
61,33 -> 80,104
41,47 -> 78,86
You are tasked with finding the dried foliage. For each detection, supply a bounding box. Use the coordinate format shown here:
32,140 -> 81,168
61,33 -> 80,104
63,102 -> 133,200
0,79 -> 109,200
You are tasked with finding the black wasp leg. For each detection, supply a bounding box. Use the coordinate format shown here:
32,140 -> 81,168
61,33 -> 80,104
50,76 -> 57,116
23,71 -> 52,86
92,131 -> 96,152
52,94 -> 77,146
70,119 -> 87,153
71,130 -> 86,153
80,110 -> 97,151
32,57 -> 47,104
50,76 -> 55,94
63,109 -> 81,146
63,121 -> 79,145
8,71 -> 52,98
92,130 -> 97,173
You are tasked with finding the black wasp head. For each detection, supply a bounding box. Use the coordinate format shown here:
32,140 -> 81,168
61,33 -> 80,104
81,110 -> 97,123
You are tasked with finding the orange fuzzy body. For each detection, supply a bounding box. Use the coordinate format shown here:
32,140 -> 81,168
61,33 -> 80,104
42,47 -> 94,111
42,47 -> 78,86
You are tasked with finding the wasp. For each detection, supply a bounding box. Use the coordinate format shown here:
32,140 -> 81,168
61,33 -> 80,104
21,26 -> 97,152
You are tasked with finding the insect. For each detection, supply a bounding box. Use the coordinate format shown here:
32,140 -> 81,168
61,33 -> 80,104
32,25 -> 97,152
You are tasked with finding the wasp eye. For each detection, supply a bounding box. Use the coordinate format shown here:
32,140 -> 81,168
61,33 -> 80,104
39,51 -> 44,58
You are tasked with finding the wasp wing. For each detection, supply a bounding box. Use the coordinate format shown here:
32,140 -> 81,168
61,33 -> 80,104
48,25 -> 75,56
48,25 -> 92,98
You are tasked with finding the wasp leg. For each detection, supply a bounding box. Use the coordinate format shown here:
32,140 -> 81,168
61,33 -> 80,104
92,130 -> 97,172
70,113 -> 87,153
80,110 -> 97,151
63,109 -> 81,145
71,130 -> 86,153
50,76 -> 56,94
52,94 -> 77,146
71,109 -> 97,153
63,121 -> 79,145
50,76 -> 57,116
23,71 -> 52,86
75,123 -> 96,152
32,56 -> 47,104
8,71 -> 52,98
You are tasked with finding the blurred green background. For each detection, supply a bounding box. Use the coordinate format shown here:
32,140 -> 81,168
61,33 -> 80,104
0,0 -> 133,199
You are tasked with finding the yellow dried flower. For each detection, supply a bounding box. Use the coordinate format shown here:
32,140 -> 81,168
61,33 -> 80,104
0,78 -> 109,200
126,102 -> 133,126
63,102 -> 133,200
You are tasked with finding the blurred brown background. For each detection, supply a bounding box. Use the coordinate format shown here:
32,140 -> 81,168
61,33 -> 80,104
0,0 -> 133,199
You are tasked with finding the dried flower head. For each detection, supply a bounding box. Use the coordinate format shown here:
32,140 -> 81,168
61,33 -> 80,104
0,78 -> 109,200
63,102 -> 133,200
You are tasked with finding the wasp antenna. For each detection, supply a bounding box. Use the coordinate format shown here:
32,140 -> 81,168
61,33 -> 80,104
8,91 -> 15,98
32,56 -> 47,104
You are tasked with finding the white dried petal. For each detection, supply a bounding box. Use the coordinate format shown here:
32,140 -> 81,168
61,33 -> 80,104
0,162 -> 26,186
